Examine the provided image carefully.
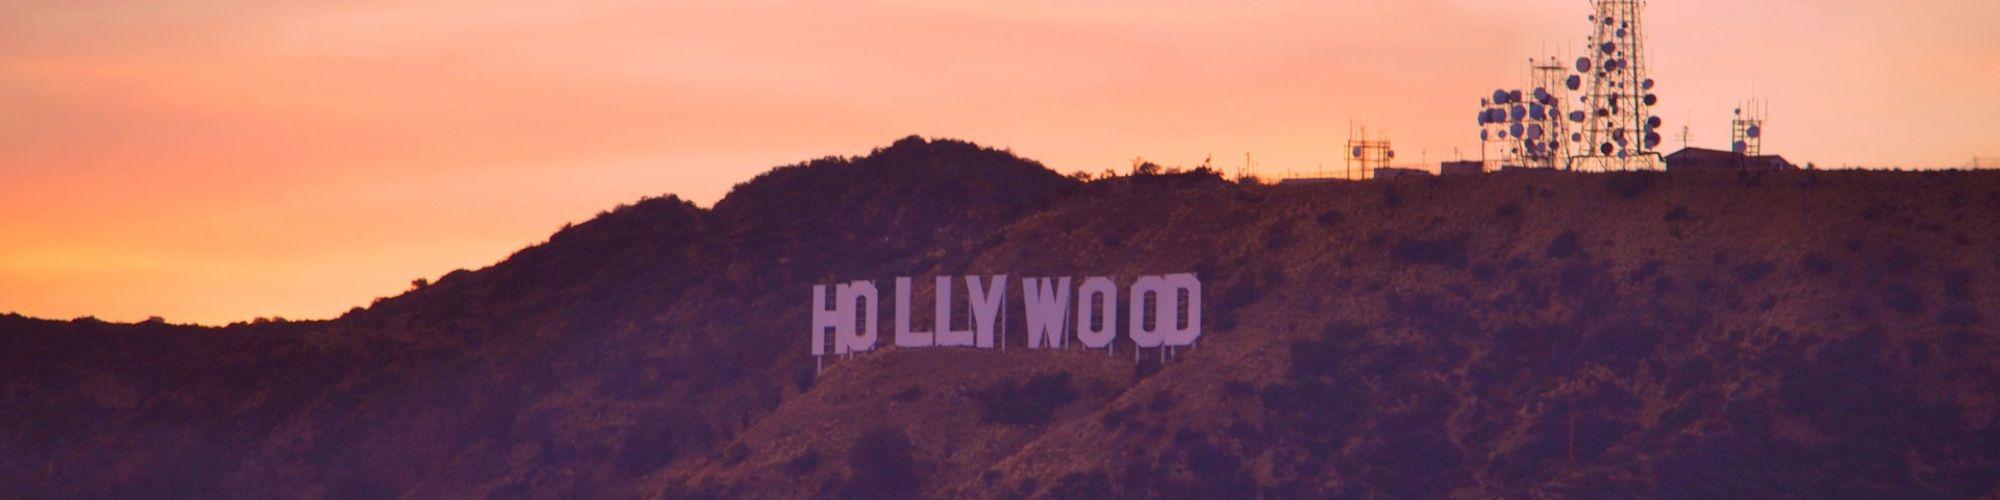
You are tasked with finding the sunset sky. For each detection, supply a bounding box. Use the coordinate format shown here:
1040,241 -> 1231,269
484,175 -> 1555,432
4,0 -> 1998,324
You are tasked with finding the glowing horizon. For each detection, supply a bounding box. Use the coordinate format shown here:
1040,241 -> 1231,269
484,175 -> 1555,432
4,0 -> 1997,325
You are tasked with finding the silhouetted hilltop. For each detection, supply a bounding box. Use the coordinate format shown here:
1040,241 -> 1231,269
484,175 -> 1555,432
3,138 -> 1998,498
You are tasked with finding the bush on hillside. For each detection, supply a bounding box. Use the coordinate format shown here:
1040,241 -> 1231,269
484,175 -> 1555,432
977,371 -> 1077,425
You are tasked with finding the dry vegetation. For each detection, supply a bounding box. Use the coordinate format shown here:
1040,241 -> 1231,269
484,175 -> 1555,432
4,136 -> 1998,498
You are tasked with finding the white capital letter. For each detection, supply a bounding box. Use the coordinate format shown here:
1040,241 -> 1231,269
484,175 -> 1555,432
1161,273 -> 1202,347
968,275 -> 1007,349
1076,276 -> 1117,348
838,280 -> 879,353
810,284 -> 846,355
894,277 -> 933,348
1023,277 -> 1072,349
935,276 -> 974,347
1129,275 -> 1167,348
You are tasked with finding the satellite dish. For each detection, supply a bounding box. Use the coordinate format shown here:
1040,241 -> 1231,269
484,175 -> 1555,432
1604,16 -> 1615,26
1499,130 -> 1510,139
1572,132 -> 1584,142
1529,103 -> 1546,121
1613,128 -> 1628,144
1732,140 -> 1748,154
1387,150 -> 1395,159
1569,111 -> 1586,123
1510,123 -> 1525,138
1601,42 -> 1617,55
1493,90 -> 1510,104
1353,146 -> 1364,158
1481,129 -> 1490,141
1747,125 -> 1762,138
1576,57 -> 1593,72
1617,28 -> 1628,38
1528,123 -> 1545,140
1567,74 -> 1583,91
1643,94 -> 1658,106
1509,90 -> 1524,103
1511,104 -> 1527,122
1647,116 -> 1663,129
1645,132 -> 1663,148
1601,142 -> 1615,154
1643,79 -> 1655,90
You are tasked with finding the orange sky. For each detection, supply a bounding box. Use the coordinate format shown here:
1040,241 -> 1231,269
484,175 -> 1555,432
4,0 -> 1997,325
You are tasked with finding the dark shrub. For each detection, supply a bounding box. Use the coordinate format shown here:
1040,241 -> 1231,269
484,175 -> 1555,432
1732,261 -> 1776,283
978,372 -> 1077,425
1315,210 -> 1345,227
793,365 -> 815,391
1546,231 -> 1581,259
1603,171 -> 1662,199
1882,283 -> 1925,314
720,442 -> 748,466
783,448 -> 821,474
617,425 -> 677,475
1663,205 -> 1689,222
1800,253 -> 1835,276
846,427 -> 918,498
1938,306 -> 1982,328
1048,471 -> 1112,499
1146,389 -> 1176,412
1390,236 -> 1469,269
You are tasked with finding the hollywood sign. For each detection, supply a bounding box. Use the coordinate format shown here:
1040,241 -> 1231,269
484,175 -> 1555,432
810,274 -> 1201,360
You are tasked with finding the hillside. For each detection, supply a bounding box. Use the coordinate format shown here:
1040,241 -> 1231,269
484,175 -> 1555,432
4,136 -> 1998,498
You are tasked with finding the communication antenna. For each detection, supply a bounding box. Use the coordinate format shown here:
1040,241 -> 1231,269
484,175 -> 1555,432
1731,97 -> 1769,158
1473,56 -> 1572,170
1346,122 -> 1393,179
1568,0 -> 1664,171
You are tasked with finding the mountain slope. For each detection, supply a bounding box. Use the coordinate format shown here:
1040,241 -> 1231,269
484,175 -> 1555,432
4,138 -> 1998,498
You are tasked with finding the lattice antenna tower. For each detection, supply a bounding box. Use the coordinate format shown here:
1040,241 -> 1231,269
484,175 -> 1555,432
1346,123 -> 1393,179
1569,0 -> 1664,171
1475,56 -> 1573,171
1731,98 -> 1768,157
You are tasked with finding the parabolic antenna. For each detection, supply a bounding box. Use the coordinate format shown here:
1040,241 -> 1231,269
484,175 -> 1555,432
1643,94 -> 1658,106
1570,111 -> 1586,123
1567,74 -> 1583,90
1529,103 -> 1546,121
1601,42 -> 1617,55
1511,104 -> 1527,122
1528,123 -> 1545,140
1733,141 -> 1748,154
1510,123 -> 1525,138
1481,129 -> 1490,141
1747,125 -> 1762,138
1576,57 -> 1593,73
1645,132 -> 1663,148
1643,78 -> 1655,90
1647,116 -> 1663,129
1493,90 -> 1510,104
